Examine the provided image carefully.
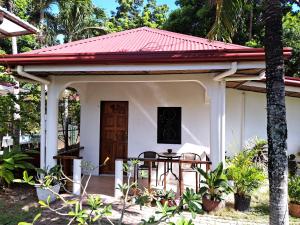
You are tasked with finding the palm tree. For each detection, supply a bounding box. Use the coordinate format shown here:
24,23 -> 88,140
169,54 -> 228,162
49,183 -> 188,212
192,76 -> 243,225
30,0 -> 58,47
57,0 -> 107,43
208,1 -> 288,224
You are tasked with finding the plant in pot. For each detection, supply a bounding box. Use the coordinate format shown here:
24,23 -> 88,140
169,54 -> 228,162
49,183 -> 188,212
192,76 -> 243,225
288,154 -> 298,177
155,189 -> 177,207
35,165 -> 63,203
226,149 -> 266,211
288,175 -> 300,218
196,162 -> 231,212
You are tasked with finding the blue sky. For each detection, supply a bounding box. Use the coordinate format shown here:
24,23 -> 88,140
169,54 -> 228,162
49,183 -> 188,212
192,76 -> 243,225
92,0 -> 177,14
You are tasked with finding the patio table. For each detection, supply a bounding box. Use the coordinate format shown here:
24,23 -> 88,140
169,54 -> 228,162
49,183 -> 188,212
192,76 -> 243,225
158,152 -> 181,182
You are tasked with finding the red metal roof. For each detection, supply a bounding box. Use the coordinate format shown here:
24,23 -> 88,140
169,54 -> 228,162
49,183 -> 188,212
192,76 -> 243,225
27,27 -> 247,54
0,27 -> 293,66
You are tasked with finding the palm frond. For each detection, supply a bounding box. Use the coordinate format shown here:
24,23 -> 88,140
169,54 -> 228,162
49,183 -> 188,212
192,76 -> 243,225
207,0 -> 245,42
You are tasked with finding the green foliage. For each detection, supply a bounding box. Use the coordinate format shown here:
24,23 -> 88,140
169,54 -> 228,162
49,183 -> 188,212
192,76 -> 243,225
17,166 -> 113,225
0,198 -> 40,225
142,201 -> 178,224
109,0 -> 169,32
0,73 -> 41,142
164,1 -> 215,38
288,154 -> 298,177
283,12 -> 300,77
226,146 -> 266,197
0,149 -> 34,185
35,165 -> 63,187
58,0 -> 107,42
169,217 -> 194,225
288,175 -> 300,204
196,162 -> 231,201
155,189 -> 176,201
181,188 -> 202,218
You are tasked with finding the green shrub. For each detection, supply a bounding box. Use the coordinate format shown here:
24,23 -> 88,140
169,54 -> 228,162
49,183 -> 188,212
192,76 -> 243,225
226,148 -> 266,197
35,165 -> 63,187
288,175 -> 300,204
196,162 -> 232,201
0,149 -> 35,185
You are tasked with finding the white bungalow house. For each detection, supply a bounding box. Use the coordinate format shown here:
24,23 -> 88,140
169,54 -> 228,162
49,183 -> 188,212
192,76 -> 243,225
0,27 -> 298,176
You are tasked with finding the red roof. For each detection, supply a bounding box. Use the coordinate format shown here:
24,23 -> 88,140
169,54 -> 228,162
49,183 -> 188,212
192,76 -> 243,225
0,27 -> 292,66
28,27 -> 247,54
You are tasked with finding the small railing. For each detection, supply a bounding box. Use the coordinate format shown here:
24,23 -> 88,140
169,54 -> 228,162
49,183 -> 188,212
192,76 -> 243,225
54,146 -> 84,177
114,158 -> 211,197
53,146 -> 84,195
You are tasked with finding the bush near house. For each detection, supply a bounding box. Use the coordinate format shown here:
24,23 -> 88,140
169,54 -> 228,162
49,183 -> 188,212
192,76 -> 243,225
0,148 -> 35,186
288,175 -> 300,218
226,139 -> 267,211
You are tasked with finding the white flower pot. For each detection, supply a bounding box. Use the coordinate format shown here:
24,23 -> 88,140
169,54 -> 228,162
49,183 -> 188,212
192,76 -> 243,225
36,184 -> 60,203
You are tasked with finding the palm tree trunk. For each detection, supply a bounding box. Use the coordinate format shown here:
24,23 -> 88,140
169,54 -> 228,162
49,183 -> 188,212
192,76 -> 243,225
248,7 -> 253,40
4,0 -> 13,12
264,1 -> 289,225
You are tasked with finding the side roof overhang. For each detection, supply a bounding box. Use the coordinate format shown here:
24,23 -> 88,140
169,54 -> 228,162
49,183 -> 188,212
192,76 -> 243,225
0,48 -> 292,66
0,6 -> 38,37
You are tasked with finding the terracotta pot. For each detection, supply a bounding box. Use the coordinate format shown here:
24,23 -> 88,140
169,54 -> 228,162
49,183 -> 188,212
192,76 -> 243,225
289,202 -> 300,218
202,196 -> 222,212
234,194 -> 251,211
160,199 -> 177,207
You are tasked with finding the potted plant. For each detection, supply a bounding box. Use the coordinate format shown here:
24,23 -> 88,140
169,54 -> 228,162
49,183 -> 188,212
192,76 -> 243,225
196,163 -> 231,212
288,175 -> 300,218
226,149 -> 266,211
35,165 -> 63,203
155,189 -> 177,207
288,154 -> 298,176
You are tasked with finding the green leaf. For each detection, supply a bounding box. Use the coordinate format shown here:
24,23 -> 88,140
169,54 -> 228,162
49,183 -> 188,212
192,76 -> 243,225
33,213 -> 41,222
39,200 -> 48,207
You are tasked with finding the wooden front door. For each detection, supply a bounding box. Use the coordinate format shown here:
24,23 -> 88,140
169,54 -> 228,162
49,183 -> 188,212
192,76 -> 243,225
100,101 -> 128,174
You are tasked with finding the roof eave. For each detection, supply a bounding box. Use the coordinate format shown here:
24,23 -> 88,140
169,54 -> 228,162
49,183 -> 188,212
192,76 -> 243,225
0,48 -> 293,66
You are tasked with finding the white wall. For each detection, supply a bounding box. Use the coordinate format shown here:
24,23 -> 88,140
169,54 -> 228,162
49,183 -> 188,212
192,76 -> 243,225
75,82 -> 209,174
226,89 -> 300,156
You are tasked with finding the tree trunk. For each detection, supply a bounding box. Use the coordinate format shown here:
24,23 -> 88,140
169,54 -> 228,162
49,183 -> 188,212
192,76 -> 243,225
249,7 -> 253,41
5,0 -> 13,12
264,1 -> 289,225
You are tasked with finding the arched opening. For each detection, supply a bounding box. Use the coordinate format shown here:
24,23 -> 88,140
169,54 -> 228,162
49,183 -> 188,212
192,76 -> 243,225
57,88 -> 81,151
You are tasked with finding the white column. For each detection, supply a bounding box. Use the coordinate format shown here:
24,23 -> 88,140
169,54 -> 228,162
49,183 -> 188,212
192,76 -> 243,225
210,81 -> 226,168
46,83 -> 58,168
11,37 -> 18,54
73,159 -> 81,195
115,159 -> 123,198
220,81 -> 226,164
40,84 -> 46,169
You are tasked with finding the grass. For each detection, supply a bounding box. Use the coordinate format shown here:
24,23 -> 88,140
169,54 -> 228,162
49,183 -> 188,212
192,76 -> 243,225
0,198 -> 40,225
0,182 -> 299,224
210,182 -> 300,224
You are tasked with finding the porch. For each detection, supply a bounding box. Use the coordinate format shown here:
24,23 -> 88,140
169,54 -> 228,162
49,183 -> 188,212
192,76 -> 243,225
44,74 -> 228,174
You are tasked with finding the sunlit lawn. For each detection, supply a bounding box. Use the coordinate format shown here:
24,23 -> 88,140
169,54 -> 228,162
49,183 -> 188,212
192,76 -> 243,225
211,182 -> 300,224
1,183 -> 300,224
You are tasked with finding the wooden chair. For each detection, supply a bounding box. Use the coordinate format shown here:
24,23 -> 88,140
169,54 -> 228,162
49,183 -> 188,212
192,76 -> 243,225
180,152 -> 201,192
137,151 -> 159,186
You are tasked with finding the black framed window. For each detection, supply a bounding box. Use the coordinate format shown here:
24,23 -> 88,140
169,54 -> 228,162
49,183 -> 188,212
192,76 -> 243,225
157,107 -> 181,144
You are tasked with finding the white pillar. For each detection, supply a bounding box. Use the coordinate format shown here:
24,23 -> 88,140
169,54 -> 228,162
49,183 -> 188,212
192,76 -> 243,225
46,83 -> 58,168
220,81 -> 226,164
73,159 -> 81,195
115,159 -> 123,198
11,36 -> 18,54
40,84 -> 46,169
210,81 -> 226,168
